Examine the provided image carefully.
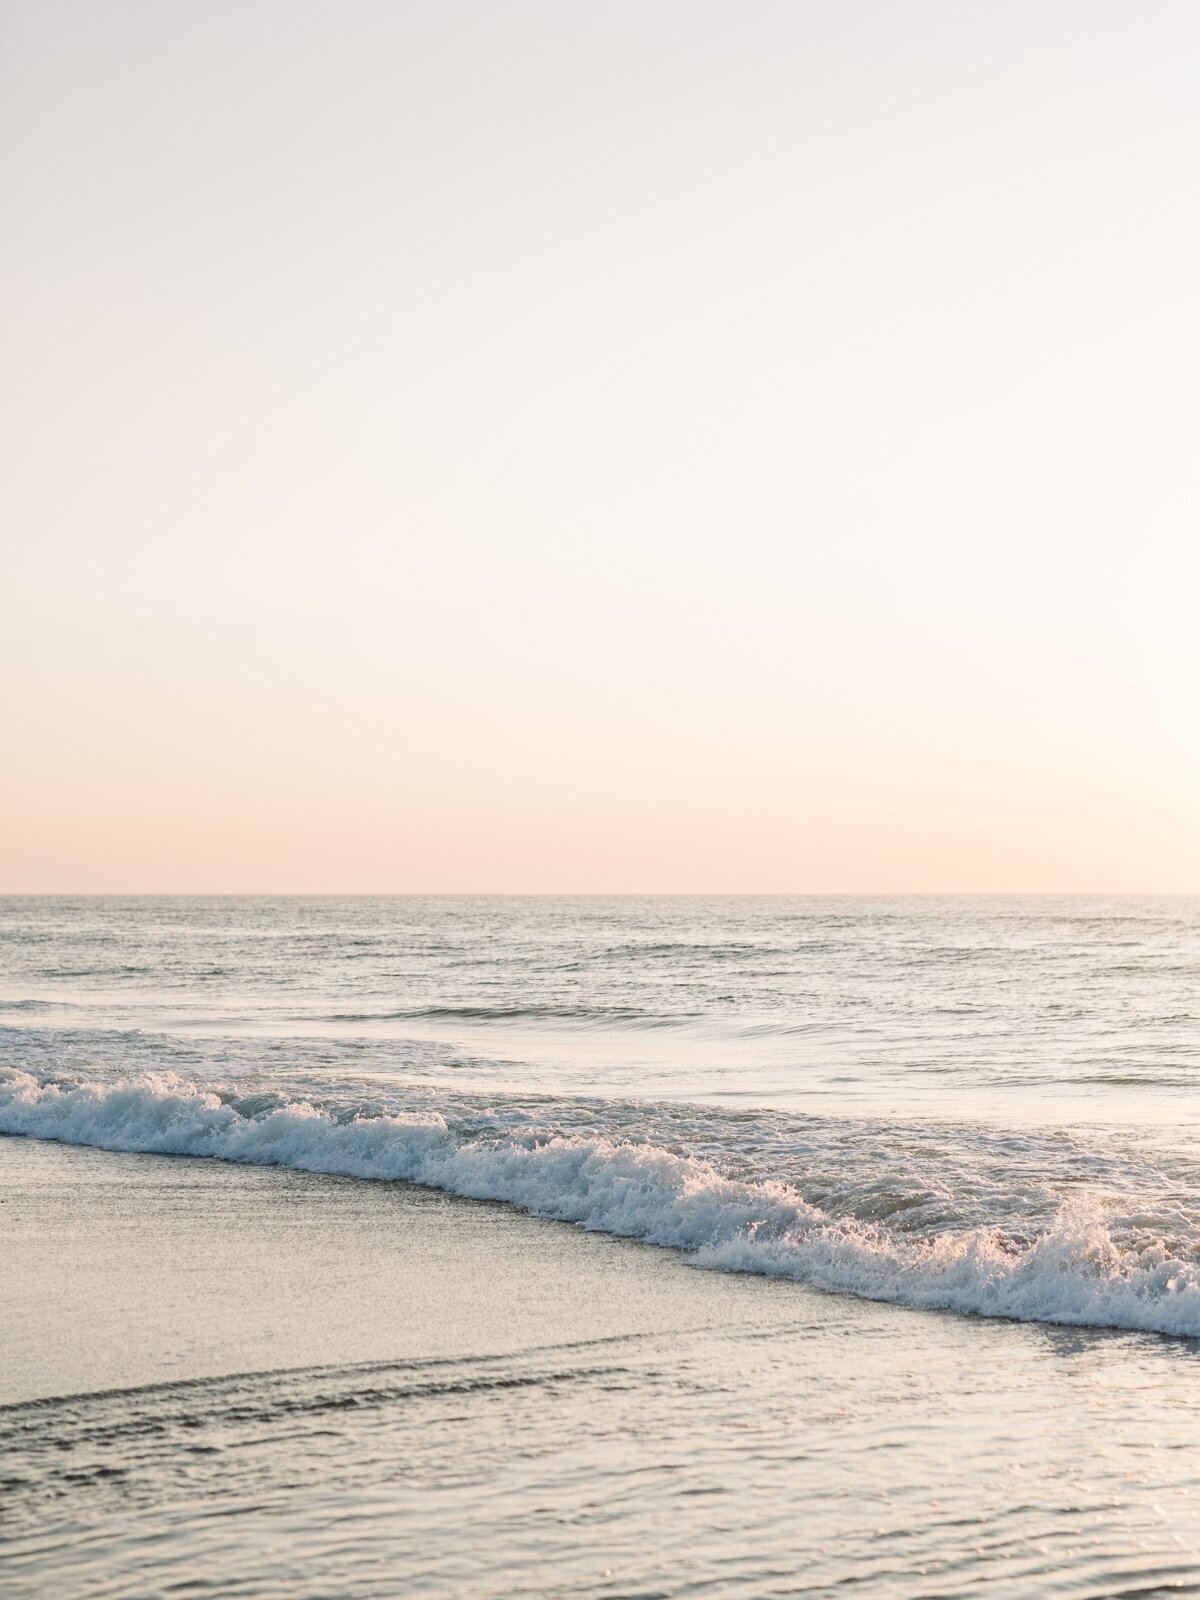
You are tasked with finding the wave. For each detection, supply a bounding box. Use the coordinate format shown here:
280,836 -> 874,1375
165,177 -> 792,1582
3,1067 -> 1199,1339
316,1004 -> 839,1040
320,1004 -> 699,1029
596,942 -> 803,961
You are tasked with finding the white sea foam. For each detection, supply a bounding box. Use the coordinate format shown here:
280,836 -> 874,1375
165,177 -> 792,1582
4,1066 -> 1200,1337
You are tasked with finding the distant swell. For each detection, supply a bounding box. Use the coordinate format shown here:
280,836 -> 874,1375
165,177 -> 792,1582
3,1067 -> 1200,1338
321,1004 -> 697,1029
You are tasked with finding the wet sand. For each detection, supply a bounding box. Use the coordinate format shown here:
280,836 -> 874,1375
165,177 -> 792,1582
6,1135 -> 1200,1599
0,1133 -> 810,1405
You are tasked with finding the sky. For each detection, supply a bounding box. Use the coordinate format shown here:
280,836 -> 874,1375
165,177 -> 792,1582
2,0 -> 1198,893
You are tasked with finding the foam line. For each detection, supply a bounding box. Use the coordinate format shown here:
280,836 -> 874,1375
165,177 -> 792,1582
3,1067 -> 1199,1337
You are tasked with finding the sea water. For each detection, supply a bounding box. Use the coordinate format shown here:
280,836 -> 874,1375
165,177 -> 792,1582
3,895 -> 1200,1597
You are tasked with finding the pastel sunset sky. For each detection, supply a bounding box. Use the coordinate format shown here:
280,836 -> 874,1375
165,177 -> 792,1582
3,1 -> 1197,891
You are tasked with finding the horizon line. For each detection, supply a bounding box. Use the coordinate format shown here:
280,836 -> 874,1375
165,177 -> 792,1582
2,890 -> 1197,900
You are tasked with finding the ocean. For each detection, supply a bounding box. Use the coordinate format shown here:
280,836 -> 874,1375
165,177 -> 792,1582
3,895 -> 1200,1597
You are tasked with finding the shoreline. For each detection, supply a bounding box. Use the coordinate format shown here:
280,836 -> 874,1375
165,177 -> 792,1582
0,1133 -> 810,1407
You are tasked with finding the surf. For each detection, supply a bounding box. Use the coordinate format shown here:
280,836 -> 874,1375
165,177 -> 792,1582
4,1065 -> 1199,1340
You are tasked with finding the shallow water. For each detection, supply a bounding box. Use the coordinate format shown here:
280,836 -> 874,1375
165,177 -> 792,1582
3,896 -> 1200,1595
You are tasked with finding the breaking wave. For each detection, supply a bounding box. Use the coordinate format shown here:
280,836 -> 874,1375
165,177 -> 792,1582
3,1066 -> 1200,1339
